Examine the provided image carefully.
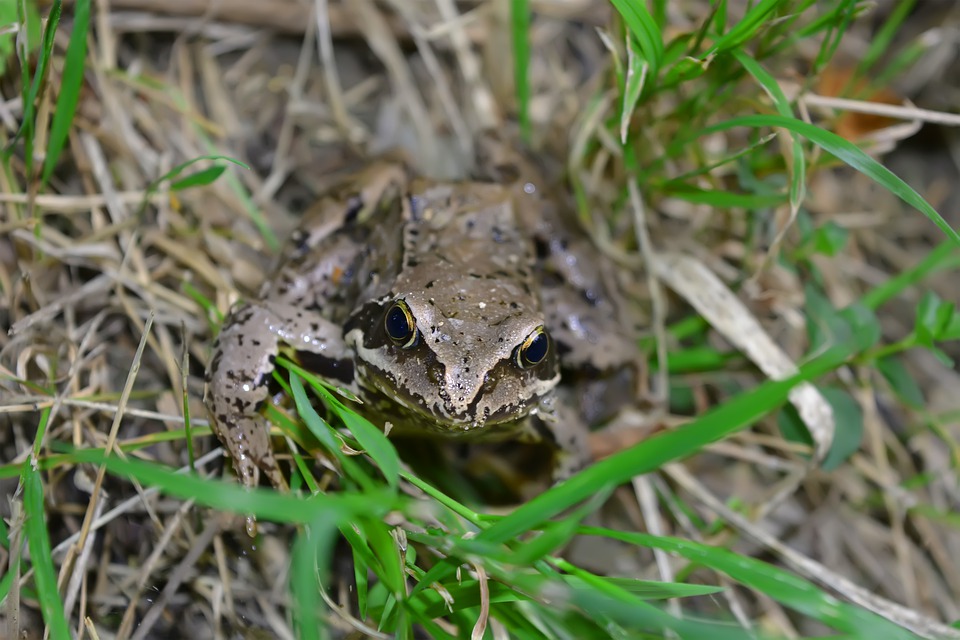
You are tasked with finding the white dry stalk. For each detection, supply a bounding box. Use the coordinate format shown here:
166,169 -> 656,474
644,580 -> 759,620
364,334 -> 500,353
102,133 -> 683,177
631,476 -> 679,617
0,190 -> 164,210
345,0 -> 435,157
3,500 -> 23,640
651,251 -> 835,461
129,518 -> 222,640
259,10 -> 319,204
384,0 -> 474,160
60,491 -> 105,632
435,0 -> 498,130
115,500 -> 195,639
801,94 -> 960,128
256,592 -> 299,640
470,561 -> 491,640
314,0 -> 366,146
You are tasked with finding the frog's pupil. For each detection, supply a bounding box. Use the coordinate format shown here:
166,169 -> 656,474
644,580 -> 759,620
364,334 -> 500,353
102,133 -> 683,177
522,330 -> 548,365
385,303 -> 413,343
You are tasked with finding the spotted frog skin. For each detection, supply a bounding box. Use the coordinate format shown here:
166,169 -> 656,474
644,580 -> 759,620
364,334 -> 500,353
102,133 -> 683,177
204,159 -> 637,490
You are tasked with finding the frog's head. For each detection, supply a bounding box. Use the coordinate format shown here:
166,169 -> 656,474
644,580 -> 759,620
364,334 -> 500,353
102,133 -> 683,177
344,287 -> 560,433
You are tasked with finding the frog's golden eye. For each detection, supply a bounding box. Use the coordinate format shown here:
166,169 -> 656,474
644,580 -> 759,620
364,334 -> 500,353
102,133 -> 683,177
384,300 -> 418,348
516,327 -> 549,368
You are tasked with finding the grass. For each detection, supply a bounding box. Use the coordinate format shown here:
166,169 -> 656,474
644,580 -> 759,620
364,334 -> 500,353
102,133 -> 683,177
2,0 -> 960,638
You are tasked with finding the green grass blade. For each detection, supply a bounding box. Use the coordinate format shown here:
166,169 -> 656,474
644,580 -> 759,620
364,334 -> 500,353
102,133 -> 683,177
510,0 -> 531,141
291,522 -> 335,640
597,577 -> 722,598
326,399 -> 401,487
289,373 -> 346,459
857,0 -> 916,77
711,0 -> 727,33
861,240 -> 960,310
872,38 -> 928,91
361,518 -> 407,602
732,50 -> 805,207
660,184 -> 785,208
353,544 -> 370,618
620,35 -> 648,143
811,0 -> 859,74
0,555 -> 15,606
9,0 -> 61,171
22,464 -> 71,639
509,570 -> 762,639
579,528 -> 920,640
284,361 -> 398,489
40,0 -> 89,186
700,115 -> 960,246
706,0 -> 784,55
609,0 -> 663,81
151,154 -> 248,191
10,0 -> 41,66
0,1 -> 21,76
68,447 -> 397,525
0,505 -> 8,547
169,165 -> 227,191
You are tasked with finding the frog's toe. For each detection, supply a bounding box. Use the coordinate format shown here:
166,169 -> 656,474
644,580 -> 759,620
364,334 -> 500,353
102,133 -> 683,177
239,450 -> 285,491
551,449 -> 590,481
535,404 -> 591,482
221,413 -> 287,490
253,446 -> 285,490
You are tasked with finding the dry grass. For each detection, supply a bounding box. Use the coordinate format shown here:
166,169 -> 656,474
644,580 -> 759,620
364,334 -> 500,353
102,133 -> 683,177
2,0 -> 960,638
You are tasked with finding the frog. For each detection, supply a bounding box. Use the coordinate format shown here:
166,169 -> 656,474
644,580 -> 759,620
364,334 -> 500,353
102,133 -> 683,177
203,155 -> 639,494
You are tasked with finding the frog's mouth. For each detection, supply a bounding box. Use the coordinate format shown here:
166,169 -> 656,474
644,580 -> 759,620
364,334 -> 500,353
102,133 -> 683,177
355,359 -> 556,436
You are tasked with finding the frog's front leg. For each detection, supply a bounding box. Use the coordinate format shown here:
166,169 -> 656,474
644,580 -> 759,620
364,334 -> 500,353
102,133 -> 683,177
529,394 -> 592,481
204,301 -> 351,490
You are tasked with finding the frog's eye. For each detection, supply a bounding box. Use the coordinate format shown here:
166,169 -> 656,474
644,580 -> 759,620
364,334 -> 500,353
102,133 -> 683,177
384,300 -> 418,348
516,327 -> 549,368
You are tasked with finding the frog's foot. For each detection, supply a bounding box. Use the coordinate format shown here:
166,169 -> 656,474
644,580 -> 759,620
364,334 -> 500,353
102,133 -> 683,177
551,443 -> 591,481
529,401 -> 591,482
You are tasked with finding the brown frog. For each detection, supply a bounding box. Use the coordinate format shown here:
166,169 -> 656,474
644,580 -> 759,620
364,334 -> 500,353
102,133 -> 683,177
204,157 -> 638,492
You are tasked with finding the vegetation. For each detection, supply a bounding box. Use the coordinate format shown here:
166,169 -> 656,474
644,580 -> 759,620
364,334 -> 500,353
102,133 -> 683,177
1,0 -> 958,638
